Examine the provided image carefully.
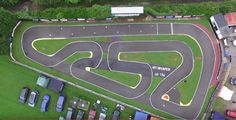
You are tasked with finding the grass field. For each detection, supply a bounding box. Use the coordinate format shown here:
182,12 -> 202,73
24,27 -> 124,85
90,69 -> 140,88
33,38 -> 108,55
120,52 -> 182,67
64,52 -> 91,64
10,20 -> 214,119
0,55 -> 135,120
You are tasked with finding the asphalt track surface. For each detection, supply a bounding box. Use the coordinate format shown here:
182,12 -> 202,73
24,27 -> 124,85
21,23 -> 216,119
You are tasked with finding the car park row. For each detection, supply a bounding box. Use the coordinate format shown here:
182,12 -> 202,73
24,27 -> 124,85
19,87 -> 125,120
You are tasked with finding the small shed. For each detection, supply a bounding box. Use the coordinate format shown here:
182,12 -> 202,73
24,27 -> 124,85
134,111 -> 149,120
111,7 -> 144,17
48,78 -> 64,93
69,97 -> 90,111
77,98 -> 90,111
36,75 -> 50,88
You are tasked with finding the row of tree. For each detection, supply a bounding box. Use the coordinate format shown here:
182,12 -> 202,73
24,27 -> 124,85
145,0 -> 236,17
0,7 -> 18,54
1,0 -> 19,6
31,0 -> 98,6
15,4 -> 111,19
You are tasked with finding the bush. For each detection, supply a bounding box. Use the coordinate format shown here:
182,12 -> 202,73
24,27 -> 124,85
145,0 -> 236,17
1,0 -> 19,7
0,7 -> 18,55
27,4 -> 111,19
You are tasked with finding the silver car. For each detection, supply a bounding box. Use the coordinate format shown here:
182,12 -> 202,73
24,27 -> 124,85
28,90 -> 39,107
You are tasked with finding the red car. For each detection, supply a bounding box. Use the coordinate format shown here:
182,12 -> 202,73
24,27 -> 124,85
226,110 -> 236,118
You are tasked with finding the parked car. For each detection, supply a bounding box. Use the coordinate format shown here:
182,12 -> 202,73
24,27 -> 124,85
76,110 -> 84,120
226,110 -> 236,118
87,100 -> 101,120
112,108 -> 121,120
56,95 -> 66,112
93,100 -> 101,110
28,90 -> 39,107
19,87 -> 30,103
230,77 -> 236,85
59,116 -> 65,120
41,94 -> 50,112
99,107 -> 108,120
66,107 -> 74,120
88,110 -> 96,120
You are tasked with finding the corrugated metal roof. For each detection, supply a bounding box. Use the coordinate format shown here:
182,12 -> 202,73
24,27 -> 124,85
111,7 -> 144,14
213,13 -> 228,28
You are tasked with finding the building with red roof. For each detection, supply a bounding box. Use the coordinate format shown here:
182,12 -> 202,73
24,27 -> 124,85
225,12 -> 236,26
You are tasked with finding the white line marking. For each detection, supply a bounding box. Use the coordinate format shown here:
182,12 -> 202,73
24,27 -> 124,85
171,23 -> 173,35
156,23 -> 158,35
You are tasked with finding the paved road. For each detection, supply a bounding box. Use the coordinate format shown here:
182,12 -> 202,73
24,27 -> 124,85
21,23 -> 216,119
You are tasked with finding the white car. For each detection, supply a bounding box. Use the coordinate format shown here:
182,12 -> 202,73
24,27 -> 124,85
28,90 -> 39,107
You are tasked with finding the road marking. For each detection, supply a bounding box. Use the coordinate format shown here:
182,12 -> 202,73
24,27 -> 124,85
140,30 -> 142,33
49,34 -> 52,37
171,23 -> 173,35
156,23 -> 158,35
93,32 -> 96,35
105,26 -> 108,28
83,27 -> 85,29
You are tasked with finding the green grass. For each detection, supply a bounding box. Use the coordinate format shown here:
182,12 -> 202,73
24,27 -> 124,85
146,77 -> 163,94
198,86 -> 216,118
33,38 -> 108,55
90,68 -> 140,88
0,55 -> 135,120
120,52 -> 182,67
11,20 -> 213,119
177,59 -> 202,104
212,97 -> 228,114
64,52 -> 91,64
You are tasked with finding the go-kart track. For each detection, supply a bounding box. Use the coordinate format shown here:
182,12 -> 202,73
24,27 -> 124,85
20,23 -> 219,119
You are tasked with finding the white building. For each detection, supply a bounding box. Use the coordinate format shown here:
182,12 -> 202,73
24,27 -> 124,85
111,7 -> 144,17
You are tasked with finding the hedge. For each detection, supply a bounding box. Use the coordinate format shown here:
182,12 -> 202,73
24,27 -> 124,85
20,4 -> 112,19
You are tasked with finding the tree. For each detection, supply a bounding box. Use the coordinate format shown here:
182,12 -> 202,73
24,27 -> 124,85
0,7 -> 18,54
219,6 -> 230,14
66,0 -> 80,4
1,0 -> 19,6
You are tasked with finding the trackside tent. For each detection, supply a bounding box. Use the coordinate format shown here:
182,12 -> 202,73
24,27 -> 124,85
134,111 -> 149,120
218,86 -> 234,101
111,7 -> 144,17
36,75 -> 50,88
48,78 -> 64,93
210,111 -> 225,120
